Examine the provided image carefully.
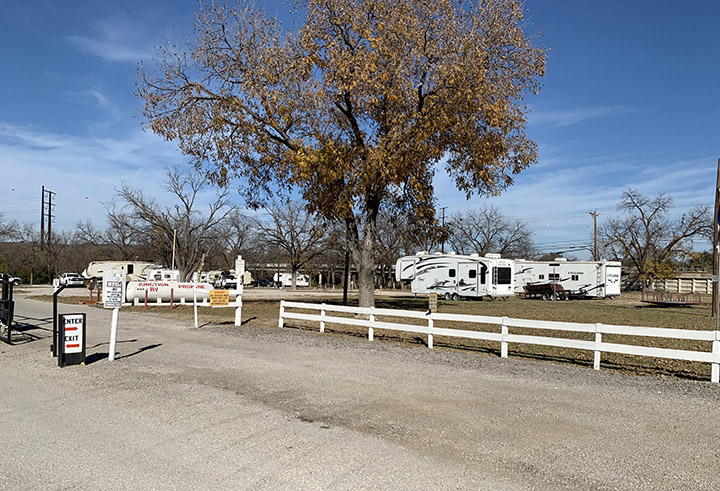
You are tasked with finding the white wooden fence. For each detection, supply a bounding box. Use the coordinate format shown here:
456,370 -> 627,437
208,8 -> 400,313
278,301 -> 720,383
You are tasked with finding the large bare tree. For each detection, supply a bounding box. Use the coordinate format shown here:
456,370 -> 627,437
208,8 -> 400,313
448,205 -> 534,257
600,188 -> 710,286
138,0 -> 545,307
112,167 -> 236,280
255,202 -> 327,290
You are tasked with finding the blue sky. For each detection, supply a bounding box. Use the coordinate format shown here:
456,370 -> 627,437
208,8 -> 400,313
1,1 -> 718,258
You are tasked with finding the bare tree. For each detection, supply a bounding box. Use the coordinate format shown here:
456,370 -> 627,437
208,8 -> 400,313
600,188 -> 710,286
113,167 -> 236,280
215,210 -> 254,269
255,202 -> 327,290
448,206 -> 534,258
0,212 -> 18,239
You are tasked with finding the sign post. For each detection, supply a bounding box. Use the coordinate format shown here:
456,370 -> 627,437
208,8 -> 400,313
235,255 -> 245,326
58,313 -> 86,367
103,267 -> 125,361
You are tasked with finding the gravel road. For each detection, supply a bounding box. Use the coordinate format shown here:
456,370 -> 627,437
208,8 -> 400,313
2,289 -> 720,490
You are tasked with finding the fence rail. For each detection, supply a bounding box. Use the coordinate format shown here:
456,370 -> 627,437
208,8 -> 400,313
278,301 -> 720,383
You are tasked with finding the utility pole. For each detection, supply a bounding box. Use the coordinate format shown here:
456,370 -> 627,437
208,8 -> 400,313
712,158 -> 719,319
40,185 -> 45,249
40,186 -> 55,249
440,206 -> 448,253
589,210 -> 598,261
47,189 -> 54,242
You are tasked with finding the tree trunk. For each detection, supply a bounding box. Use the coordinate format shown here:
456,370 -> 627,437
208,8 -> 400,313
347,212 -> 377,309
356,242 -> 375,308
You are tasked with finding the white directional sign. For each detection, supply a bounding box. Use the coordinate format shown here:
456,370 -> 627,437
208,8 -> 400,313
62,314 -> 84,354
103,268 -> 125,308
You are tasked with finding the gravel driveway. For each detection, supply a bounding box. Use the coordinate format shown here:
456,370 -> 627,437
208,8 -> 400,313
2,290 -> 719,490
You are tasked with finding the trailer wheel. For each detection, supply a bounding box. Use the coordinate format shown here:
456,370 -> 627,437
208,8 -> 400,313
542,293 -> 550,301
444,292 -> 452,301
451,293 -> 459,301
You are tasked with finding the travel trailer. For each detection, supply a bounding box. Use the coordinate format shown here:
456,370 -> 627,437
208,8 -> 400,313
514,258 -> 622,299
395,252 -> 515,300
81,261 -> 163,282
274,273 -> 310,287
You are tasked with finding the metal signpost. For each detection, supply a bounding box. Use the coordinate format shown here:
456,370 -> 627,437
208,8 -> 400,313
103,267 -> 125,361
235,255 -> 245,326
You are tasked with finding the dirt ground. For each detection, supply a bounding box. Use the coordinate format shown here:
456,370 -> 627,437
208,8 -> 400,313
3,288 -> 720,490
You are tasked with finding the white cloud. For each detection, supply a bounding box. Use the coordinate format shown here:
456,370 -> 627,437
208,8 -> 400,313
0,123 -> 185,230
529,105 -> 635,127
66,18 -> 153,63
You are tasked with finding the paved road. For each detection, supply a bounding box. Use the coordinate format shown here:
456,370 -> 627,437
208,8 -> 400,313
2,292 -> 720,490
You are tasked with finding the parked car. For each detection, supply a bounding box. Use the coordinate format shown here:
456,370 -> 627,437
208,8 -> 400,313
214,271 -> 238,290
59,273 -> 85,287
250,279 -> 274,288
1,274 -> 20,287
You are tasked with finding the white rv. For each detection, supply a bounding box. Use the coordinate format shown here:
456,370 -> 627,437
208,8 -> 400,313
395,252 -> 515,300
514,258 -> 622,299
82,261 -> 163,282
274,273 -> 310,287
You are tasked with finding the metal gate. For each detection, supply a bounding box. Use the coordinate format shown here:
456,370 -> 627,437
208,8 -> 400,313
0,274 -> 15,344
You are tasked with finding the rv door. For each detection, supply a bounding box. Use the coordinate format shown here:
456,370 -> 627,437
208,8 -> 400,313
458,262 -> 479,298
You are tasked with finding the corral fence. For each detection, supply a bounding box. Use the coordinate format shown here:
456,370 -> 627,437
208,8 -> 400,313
278,301 -> 720,383
651,277 -> 713,295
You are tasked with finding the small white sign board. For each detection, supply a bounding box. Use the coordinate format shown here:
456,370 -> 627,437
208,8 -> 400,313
103,268 -> 125,308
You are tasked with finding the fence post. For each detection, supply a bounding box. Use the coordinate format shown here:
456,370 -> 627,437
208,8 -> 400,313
320,304 -> 326,333
501,317 -> 508,358
234,292 -> 242,327
278,301 -> 285,328
712,331 -> 719,383
368,310 -> 375,341
594,323 -> 602,370
427,315 -> 434,349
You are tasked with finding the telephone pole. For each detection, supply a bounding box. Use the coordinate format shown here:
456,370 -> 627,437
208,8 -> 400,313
40,186 -> 55,249
589,210 -> 598,261
712,159 -> 719,319
440,206 -> 448,253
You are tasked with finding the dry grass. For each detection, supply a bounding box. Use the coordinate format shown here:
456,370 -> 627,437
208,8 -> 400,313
29,291 -> 718,381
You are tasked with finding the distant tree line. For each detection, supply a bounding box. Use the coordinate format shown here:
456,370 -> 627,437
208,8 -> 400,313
0,176 -> 712,288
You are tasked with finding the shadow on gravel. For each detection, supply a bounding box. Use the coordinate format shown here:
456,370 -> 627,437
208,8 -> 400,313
117,343 -> 163,360
85,343 -> 163,363
85,352 -> 108,365
5,314 -> 53,344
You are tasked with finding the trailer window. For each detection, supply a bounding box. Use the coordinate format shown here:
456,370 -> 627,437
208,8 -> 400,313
493,267 -> 512,285
571,274 -> 579,281
128,265 -> 134,274
549,273 -> 560,281
449,269 -> 456,278
468,270 -> 476,279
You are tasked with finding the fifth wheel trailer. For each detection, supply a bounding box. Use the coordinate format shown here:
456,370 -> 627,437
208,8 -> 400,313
514,258 -> 621,299
395,252 -> 515,300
